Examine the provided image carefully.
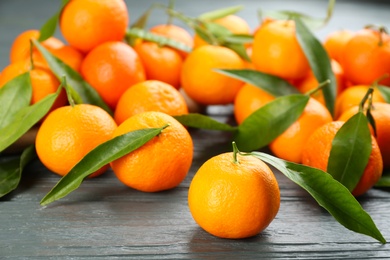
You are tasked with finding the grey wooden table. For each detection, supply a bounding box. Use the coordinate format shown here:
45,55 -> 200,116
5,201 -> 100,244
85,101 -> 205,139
1,0 -> 390,259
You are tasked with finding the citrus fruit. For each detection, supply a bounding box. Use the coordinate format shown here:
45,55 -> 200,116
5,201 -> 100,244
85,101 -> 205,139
338,102 -> 390,169
35,104 -> 118,177
233,83 -> 275,124
134,41 -> 183,89
149,24 -> 193,59
252,19 -> 310,81
80,41 -> 146,109
114,80 -> 188,125
181,45 -> 245,105
323,29 -> 354,63
111,111 -> 193,192
0,61 -> 67,111
301,121 -> 383,196
269,98 -> 333,163
188,151 -> 280,239
60,0 -> 129,53
334,85 -> 385,119
9,29 -> 64,64
340,28 -> 390,86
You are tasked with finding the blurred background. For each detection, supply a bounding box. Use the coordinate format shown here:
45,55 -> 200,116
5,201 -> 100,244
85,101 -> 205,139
1,0 -> 389,70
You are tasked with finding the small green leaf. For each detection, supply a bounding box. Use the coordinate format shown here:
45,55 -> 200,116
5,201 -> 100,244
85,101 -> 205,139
174,113 -> 237,131
32,39 -> 112,114
0,145 -> 37,198
223,34 -> 253,45
327,113 -> 372,191
258,0 -> 334,29
0,73 -> 32,129
251,152 -> 386,244
223,42 -> 251,62
125,28 -> 192,53
38,0 -> 69,41
378,85 -> 390,103
40,126 -> 167,206
375,171 -> 390,187
198,5 -> 243,21
294,17 -> 336,116
0,87 -> 60,153
216,69 -> 299,97
234,94 -> 309,151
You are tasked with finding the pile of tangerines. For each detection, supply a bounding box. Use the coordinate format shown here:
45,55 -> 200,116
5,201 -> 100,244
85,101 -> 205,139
1,0 -> 390,240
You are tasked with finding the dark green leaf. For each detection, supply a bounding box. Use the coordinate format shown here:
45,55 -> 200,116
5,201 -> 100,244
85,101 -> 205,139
294,17 -> 336,116
126,28 -> 192,53
327,113 -> 372,191
251,152 -> 386,244
198,5 -> 243,21
40,126 -> 167,206
216,69 -> 299,97
378,86 -> 390,103
0,87 -> 60,153
32,39 -> 112,114
38,0 -> 69,41
375,171 -> 390,187
234,94 -> 309,151
0,145 -> 37,198
174,113 -> 237,131
0,73 -> 32,129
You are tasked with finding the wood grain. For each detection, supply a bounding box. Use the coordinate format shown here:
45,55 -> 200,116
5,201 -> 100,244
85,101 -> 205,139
1,0 -> 390,258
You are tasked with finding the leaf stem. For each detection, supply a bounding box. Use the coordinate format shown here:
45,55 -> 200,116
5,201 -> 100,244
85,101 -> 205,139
62,76 -> 75,107
305,79 -> 331,96
232,141 -> 240,164
29,40 -> 35,71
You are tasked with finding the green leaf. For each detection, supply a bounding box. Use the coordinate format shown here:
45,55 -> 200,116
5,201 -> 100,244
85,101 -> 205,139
173,113 -> 237,131
375,171 -> 390,187
223,34 -> 253,45
378,86 -> 390,103
40,126 -> 167,206
223,42 -> 251,62
258,0 -> 335,29
32,39 -> 112,114
327,113 -> 372,191
251,152 -> 386,244
125,28 -> 192,53
0,73 -> 32,129
234,94 -> 309,151
0,87 -> 60,153
198,5 -> 243,21
216,69 -> 299,97
294,17 -> 336,116
0,145 -> 37,198
38,0 -> 69,41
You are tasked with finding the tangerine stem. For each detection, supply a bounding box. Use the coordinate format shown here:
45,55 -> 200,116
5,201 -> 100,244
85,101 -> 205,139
304,79 -> 331,97
166,0 -> 175,25
358,87 -> 374,113
371,73 -> 389,87
29,40 -> 34,71
232,141 -> 240,164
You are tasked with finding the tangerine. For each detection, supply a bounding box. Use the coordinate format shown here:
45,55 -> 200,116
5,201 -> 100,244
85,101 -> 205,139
188,151 -> 280,239
114,80 -> 188,125
181,45 -> 245,105
81,41 -> 146,110
302,121 -> 383,196
111,111 -> 193,192
35,104 -> 117,177
60,0 -> 129,53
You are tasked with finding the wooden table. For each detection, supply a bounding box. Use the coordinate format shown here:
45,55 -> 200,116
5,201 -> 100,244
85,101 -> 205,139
1,0 -> 390,258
